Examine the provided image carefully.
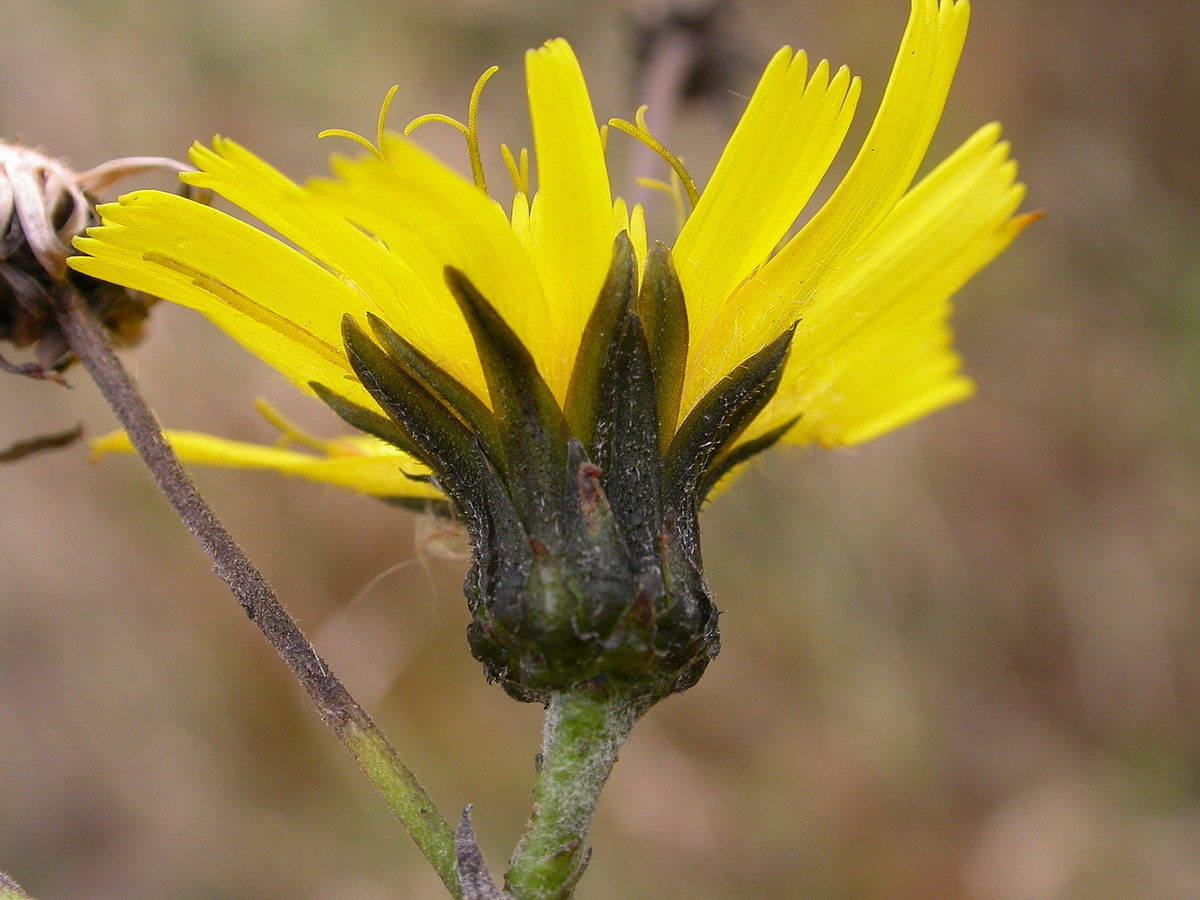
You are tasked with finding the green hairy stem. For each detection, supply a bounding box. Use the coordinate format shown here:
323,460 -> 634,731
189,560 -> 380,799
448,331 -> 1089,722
0,872 -> 32,900
505,685 -> 645,900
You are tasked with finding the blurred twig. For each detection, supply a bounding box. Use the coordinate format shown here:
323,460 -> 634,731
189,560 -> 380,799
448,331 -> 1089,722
0,424 -> 82,463
629,0 -> 734,210
51,285 -> 462,900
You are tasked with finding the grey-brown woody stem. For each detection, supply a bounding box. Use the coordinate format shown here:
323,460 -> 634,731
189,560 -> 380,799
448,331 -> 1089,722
52,285 -> 462,899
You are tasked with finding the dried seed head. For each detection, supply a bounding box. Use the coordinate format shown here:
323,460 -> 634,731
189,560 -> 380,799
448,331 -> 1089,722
0,141 -> 191,378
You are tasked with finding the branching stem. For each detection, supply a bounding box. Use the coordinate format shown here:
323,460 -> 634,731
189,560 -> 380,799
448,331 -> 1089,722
52,286 -> 462,899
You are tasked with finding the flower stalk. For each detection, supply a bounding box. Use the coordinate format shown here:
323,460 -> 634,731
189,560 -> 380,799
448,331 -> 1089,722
505,685 -> 645,900
50,284 -> 462,900
0,872 -> 32,900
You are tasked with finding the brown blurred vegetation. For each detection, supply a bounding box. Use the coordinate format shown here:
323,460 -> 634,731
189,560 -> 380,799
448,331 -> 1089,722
2,1 -> 1200,898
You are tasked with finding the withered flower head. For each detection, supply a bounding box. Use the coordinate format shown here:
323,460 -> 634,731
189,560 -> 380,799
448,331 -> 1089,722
0,142 -> 188,378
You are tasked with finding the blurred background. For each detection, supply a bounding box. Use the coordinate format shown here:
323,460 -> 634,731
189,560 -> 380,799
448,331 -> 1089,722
2,0 -> 1199,898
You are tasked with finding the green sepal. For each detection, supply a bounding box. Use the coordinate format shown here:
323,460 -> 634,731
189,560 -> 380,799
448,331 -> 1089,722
565,438 -> 638,645
364,311 -> 506,477
563,232 -> 637,453
653,514 -> 719,677
594,311 -> 663,571
636,242 -> 689,446
663,324 -> 796,507
380,495 -> 454,518
342,312 -> 539,697
309,379 -> 424,460
444,266 -> 573,539
700,415 -> 800,501
341,314 -> 496,519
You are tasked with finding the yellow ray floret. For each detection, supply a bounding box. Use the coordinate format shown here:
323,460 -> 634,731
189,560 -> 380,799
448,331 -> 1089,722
672,50 -> 861,344
683,0 -> 972,410
182,137 -> 445,369
524,38 -> 617,394
91,429 -> 441,500
313,135 -> 548,401
751,122 -> 1033,448
71,195 -> 376,410
70,0 -> 1030,502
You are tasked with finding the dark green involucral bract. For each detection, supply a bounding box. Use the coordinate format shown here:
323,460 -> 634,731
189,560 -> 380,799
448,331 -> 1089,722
319,234 -> 795,705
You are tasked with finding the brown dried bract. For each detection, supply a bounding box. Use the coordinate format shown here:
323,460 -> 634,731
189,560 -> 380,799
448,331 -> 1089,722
0,142 -> 192,377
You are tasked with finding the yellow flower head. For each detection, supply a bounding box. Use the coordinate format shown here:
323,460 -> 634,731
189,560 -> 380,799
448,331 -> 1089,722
72,0 -> 1032,702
